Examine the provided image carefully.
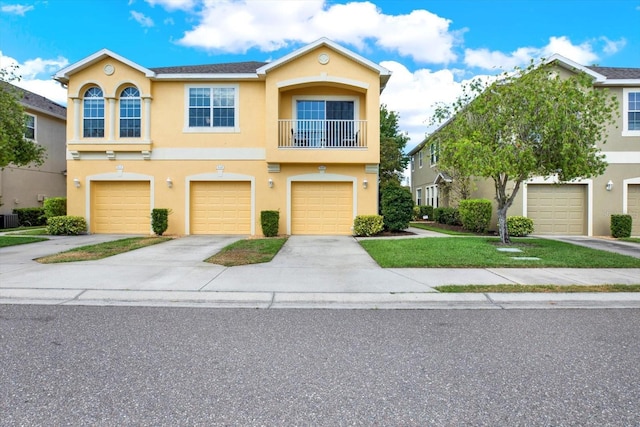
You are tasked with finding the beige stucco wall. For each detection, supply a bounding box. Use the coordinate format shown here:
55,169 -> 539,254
0,109 -> 66,215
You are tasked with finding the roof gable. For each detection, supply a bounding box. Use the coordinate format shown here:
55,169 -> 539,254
54,49 -> 155,84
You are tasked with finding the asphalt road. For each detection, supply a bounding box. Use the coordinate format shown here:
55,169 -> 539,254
1,305 -> 639,426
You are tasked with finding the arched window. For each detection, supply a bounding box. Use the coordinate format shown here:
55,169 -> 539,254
120,87 -> 141,138
83,87 -> 104,138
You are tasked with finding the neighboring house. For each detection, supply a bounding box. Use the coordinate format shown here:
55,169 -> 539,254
0,84 -> 67,216
409,54 -> 640,237
53,38 -> 390,235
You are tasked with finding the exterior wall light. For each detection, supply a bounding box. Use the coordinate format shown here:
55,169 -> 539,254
73,178 -> 81,188
363,179 -> 368,189
606,180 -> 613,191
268,178 -> 274,188
166,177 -> 173,188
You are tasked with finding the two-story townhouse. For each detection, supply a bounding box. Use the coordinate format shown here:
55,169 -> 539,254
410,54 -> 640,236
53,38 -> 390,236
0,83 -> 67,219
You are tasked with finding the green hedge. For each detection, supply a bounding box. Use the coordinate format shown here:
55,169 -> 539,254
459,199 -> 492,233
353,215 -> 384,237
381,183 -> 414,232
611,214 -> 632,238
413,205 -> 434,221
46,216 -> 87,235
433,207 -> 461,226
43,197 -> 66,219
13,207 -> 46,226
261,210 -> 280,237
507,216 -> 534,237
151,208 -> 170,236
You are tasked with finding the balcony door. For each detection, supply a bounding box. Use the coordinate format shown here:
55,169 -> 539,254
296,99 -> 355,147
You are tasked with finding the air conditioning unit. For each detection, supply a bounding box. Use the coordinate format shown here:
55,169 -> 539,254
37,194 -> 46,202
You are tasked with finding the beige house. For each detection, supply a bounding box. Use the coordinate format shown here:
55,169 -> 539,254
54,38 -> 390,235
410,54 -> 640,237
0,84 -> 67,219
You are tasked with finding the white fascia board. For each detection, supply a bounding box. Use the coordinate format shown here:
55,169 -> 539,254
54,49 -> 155,83
257,37 -> 392,79
153,73 -> 260,81
597,79 -> 640,87
545,53 -> 606,83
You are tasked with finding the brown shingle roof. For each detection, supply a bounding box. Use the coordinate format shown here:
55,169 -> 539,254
150,61 -> 268,74
586,66 -> 640,80
1,81 -> 66,119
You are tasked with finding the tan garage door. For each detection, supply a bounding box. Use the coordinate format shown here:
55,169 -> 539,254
291,182 -> 353,235
527,184 -> 586,235
628,184 -> 640,236
91,181 -> 150,234
190,181 -> 251,234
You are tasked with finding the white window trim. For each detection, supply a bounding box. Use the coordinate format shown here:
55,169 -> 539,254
416,187 -> 422,205
25,113 -> 36,142
119,87 -> 142,139
410,156 -> 415,172
183,84 -> 240,133
430,143 -> 438,167
418,150 -> 423,168
622,88 -> 640,137
291,95 -> 360,121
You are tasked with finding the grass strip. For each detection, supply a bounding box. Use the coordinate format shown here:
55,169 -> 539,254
36,237 -> 171,263
6,228 -> 48,236
409,222 -> 473,236
359,237 -> 640,268
620,237 -> 640,244
0,236 -> 48,248
436,284 -> 640,293
205,237 -> 287,266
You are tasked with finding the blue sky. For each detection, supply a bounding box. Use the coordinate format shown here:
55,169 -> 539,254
1,0 -> 639,150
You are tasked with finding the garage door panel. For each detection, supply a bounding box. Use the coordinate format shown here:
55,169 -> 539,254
292,182 -> 353,235
190,181 -> 251,234
527,184 -> 586,235
91,181 -> 150,234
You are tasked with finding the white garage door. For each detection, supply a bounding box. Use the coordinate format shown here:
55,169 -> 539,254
91,181 -> 150,234
527,184 -> 586,235
190,181 -> 251,234
291,182 -> 353,235
628,184 -> 640,236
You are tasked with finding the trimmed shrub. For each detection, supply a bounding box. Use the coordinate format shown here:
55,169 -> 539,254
413,205 -> 434,221
261,210 -> 280,237
151,208 -> 170,236
13,207 -> 46,226
611,214 -> 632,238
381,183 -> 414,232
507,216 -> 534,237
43,197 -> 66,219
433,207 -> 461,226
459,199 -> 492,233
46,216 -> 87,235
353,215 -> 384,237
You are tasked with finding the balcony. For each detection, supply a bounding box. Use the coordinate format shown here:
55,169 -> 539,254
279,120 -> 367,148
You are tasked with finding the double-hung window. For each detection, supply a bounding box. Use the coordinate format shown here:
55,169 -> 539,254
418,150 -> 423,168
83,87 -> 105,138
120,87 -> 141,138
24,114 -> 35,140
186,85 -> 238,132
430,142 -> 439,166
416,188 -> 422,205
623,89 -> 640,136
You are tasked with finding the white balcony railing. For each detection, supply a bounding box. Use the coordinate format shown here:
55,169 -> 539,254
278,120 -> 367,148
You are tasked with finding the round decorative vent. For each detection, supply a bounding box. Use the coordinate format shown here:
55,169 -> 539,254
103,64 -> 115,75
318,53 -> 330,65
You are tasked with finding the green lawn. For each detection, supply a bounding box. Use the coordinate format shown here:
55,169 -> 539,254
359,237 -> 640,268
409,222 -> 473,236
0,236 -> 48,248
36,237 -> 171,263
436,284 -> 640,293
205,238 -> 287,266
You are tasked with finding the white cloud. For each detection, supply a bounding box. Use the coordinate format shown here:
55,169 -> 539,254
145,0 -> 198,11
177,0 -> 459,64
1,4 -> 34,16
130,10 -> 155,27
0,52 -> 68,106
464,36 -> 600,70
600,36 -> 626,55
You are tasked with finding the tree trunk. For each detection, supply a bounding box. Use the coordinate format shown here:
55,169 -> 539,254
497,206 -> 510,244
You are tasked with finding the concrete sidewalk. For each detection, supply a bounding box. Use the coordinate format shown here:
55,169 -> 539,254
1,230 -> 639,309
